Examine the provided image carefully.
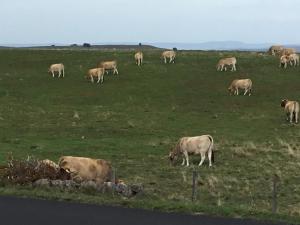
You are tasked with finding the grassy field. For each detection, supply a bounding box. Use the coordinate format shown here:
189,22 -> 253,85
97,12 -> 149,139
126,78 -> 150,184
0,49 -> 300,223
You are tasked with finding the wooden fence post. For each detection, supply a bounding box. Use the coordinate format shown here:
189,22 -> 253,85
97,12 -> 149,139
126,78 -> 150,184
192,170 -> 198,202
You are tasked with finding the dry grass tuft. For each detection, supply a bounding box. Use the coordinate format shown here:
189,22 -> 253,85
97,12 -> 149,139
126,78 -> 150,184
1,155 -> 69,184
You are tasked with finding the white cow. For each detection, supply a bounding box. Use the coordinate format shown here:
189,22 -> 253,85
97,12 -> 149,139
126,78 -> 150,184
134,52 -> 143,66
161,50 -> 176,64
228,79 -> 252,96
48,63 -> 64,78
169,135 -> 214,167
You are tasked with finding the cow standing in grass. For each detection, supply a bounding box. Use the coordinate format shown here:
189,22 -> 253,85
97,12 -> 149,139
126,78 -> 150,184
58,156 -> 113,184
288,53 -> 299,67
135,52 -> 143,66
268,45 -> 284,56
216,57 -> 237,71
228,79 -> 252,96
86,68 -> 105,84
279,54 -> 299,68
281,48 -> 296,56
48,63 -> 64,78
281,99 -> 299,124
169,135 -> 214,167
98,60 -> 118,75
161,50 -> 176,64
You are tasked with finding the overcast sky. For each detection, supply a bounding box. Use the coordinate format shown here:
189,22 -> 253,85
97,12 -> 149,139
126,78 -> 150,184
1,0 -> 299,45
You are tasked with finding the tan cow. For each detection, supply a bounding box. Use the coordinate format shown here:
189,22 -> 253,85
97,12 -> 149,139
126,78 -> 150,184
134,52 -> 143,66
279,55 -> 290,68
281,48 -> 296,56
217,57 -> 237,71
161,50 -> 176,64
48,63 -> 64,78
98,61 -> 118,75
228,79 -> 252,96
86,68 -> 105,84
169,135 -> 214,167
288,53 -> 299,67
268,45 -> 284,56
58,156 -> 113,184
281,99 -> 299,123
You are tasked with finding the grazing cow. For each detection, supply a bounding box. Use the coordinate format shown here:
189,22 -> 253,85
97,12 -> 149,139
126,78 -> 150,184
161,50 -> 176,64
279,55 -> 290,68
281,99 -> 299,124
281,48 -> 296,56
217,57 -> 237,71
288,53 -> 299,67
98,61 -> 118,75
228,79 -> 252,96
268,45 -> 284,56
86,68 -> 105,84
134,52 -> 143,66
48,63 -> 64,78
58,156 -> 112,184
169,135 -> 214,167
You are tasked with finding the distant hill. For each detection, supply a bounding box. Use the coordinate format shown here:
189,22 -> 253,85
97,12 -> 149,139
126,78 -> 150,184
151,41 -> 300,52
1,42 -> 300,52
0,44 -> 160,50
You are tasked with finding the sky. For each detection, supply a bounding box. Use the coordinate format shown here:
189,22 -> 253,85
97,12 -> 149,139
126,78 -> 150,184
0,0 -> 300,45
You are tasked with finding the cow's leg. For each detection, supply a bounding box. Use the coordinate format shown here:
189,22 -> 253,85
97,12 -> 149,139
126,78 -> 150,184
295,112 -> 299,124
286,112 -> 290,121
208,150 -> 213,167
52,71 -> 55,78
249,88 -> 252,96
91,76 -> 94,83
62,68 -> 65,77
183,151 -> 189,166
164,57 -> 167,64
290,112 -> 293,123
97,75 -> 100,83
198,152 -> 206,166
244,89 -> 248,95
181,157 -> 185,166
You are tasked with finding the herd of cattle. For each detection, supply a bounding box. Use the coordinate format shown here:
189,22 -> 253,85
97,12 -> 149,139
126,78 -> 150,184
35,46 -> 300,186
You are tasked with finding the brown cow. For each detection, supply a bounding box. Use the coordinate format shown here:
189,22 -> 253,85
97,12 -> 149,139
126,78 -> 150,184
58,156 -> 113,184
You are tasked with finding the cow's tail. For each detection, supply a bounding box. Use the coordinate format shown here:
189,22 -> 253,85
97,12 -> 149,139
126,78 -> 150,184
207,135 -> 214,163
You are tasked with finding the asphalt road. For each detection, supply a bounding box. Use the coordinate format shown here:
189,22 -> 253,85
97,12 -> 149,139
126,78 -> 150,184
0,196 -> 289,225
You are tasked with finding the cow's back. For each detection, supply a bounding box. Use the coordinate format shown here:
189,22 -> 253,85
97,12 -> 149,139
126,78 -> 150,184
181,135 -> 212,154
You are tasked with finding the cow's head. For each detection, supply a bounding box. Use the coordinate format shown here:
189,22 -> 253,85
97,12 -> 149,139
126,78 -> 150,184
281,99 -> 288,108
168,144 -> 180,165
228,87 -> 234,95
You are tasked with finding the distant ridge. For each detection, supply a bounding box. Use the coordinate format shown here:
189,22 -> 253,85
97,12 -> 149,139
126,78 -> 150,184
1,42 -> 300,52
